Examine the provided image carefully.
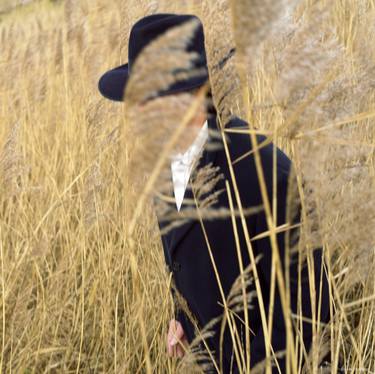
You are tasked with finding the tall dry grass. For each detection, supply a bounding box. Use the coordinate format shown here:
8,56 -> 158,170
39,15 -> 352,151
0,0 -> 374,373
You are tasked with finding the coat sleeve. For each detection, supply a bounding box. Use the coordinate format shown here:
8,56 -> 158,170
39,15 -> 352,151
247,171 -> 330,372
170,278 -> 185,323
170,273 -> 197,346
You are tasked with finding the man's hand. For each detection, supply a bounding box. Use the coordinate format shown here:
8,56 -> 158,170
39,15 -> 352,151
167,318 -> 188,358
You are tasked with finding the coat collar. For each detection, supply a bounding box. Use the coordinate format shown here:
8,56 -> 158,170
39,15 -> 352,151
155,113 -> 221,257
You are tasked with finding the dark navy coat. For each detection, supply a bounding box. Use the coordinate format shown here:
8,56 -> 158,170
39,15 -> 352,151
154,113 -> 330,373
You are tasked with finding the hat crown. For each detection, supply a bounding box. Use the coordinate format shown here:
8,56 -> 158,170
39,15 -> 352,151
127,13 -> 206,73
98,13 -> 209,102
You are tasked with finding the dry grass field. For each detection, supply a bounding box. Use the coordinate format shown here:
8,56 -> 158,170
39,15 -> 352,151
0,0 -> 375,373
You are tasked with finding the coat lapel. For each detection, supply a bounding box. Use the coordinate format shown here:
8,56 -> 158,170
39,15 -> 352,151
160,113 -> 221,258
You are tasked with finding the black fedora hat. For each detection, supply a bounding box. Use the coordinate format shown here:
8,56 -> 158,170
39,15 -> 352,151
98,13 -> 209,102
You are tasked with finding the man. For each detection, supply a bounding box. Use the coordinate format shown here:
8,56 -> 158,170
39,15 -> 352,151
98,13 -> 330,373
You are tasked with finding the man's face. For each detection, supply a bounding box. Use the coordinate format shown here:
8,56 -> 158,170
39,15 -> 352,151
135,90 -> 207,154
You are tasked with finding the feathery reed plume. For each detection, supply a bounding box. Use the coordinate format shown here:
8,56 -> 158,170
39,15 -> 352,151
125,92 -> 202,180
255,3 -> 375,369
202,0 -> 243,124
300,326 -> 331,374
125,18 -> 207,105
177,259 -> 258,373
154,149 -> 264,237
255,2 -> 375,136
120,0 -> 159,58
54,28 -> 63,72
295,130 -> 374,253
164,0 -> 203,15
177,309 -> 223,373
225,261 -> 257,315
354,7 -> 375,66
83,159 -> 103,230
108,14 -> 120,52
216,261 -> 258,372
123,15 -> 215,227
235,1 -> 375,269
123,91 -> 208,239
230,0 -> 301,76
250,350 -> 287,374
64,0 -> 75,43
83,99 -> 111,231
270,4 -> 349,132
168,274 -> 221,372
0,122 -> 24,199
64,0 -> 88,75
190,162 -> 224,211
119,1 -> 131,61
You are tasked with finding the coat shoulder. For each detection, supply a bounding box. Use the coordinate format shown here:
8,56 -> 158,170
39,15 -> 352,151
223,116 -> 292,183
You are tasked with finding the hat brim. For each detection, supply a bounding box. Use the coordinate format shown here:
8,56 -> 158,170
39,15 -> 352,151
98,64 -> 129,102
98,63 -> 209,102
